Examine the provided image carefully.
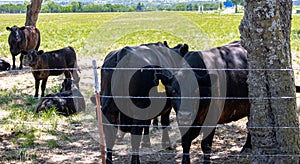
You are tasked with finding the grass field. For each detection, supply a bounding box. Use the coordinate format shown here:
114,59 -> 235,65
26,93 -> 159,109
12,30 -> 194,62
1,12 -> 300,56
0,11 -> 300,163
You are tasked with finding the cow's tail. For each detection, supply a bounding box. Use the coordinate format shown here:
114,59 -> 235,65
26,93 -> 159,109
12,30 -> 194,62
68,46 -> 80,73
75,61 -> 81,73
69,46 -> 81,86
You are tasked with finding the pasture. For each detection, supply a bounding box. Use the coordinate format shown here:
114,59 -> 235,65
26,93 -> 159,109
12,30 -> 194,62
0,11 -> 300,163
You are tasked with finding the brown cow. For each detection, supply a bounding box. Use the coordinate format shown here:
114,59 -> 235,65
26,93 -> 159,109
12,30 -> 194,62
21,46 -> 80,97
6,25 -> 40,69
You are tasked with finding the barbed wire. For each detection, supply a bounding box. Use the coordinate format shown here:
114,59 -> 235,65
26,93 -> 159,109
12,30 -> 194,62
1,147 -> 300,158
2,66 -> 300,73
1,66 -> 300,161
98,95 -> 298,100
1,116 -> 299,159
8,95 -> 299,100
0,147 -> 98,153
1,120 -> 299,129
98,67 -> 298,71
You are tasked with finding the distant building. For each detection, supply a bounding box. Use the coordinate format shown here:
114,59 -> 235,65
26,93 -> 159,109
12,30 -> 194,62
223,1 -> 234,8
0,0 -> 227,5
0,0 -> 29,5
294,0 -> 300,6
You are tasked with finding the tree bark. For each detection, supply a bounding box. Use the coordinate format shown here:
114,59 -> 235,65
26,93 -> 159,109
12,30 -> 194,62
239,0 -> 299,163
25,0 -> 43,27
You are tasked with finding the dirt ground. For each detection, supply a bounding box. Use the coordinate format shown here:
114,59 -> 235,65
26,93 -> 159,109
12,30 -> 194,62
0,110 -> 251,164
0,56 -> 299,163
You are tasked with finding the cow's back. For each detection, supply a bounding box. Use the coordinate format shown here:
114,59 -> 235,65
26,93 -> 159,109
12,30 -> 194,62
34,47 -> 77,77
45,47 -> 77,68
22,26 -> 40,51
188,42 -> 250,124
201,42 -> 248,98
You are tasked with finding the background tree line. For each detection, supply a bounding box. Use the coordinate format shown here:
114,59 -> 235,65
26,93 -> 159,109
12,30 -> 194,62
0,1 -> 222,13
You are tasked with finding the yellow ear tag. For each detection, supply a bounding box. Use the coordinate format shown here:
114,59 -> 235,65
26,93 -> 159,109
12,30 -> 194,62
157,79 -> 166,93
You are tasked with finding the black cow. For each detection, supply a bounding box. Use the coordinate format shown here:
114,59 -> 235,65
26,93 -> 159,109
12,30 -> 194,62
90,93 -> 157,144
6,25 -> 40,70
0,59 -> 11,71
21,46 -> 80,97
159,41 -> 251,163
36,78 -> 85,116
61,78 -> 75,92
101,41 -> 188,164
163,41 -> 300,163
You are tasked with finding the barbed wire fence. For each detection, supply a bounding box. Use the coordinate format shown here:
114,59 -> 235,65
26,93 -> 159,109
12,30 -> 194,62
1,65 -> 300,163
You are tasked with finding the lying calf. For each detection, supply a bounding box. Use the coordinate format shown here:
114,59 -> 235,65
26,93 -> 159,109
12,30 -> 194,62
0,59 -> 11,71
36,79 -> 85,116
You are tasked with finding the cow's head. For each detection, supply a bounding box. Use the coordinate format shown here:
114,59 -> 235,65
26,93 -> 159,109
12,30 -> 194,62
156,65 -> 217,126
6,25 -> 24,42
36,94 -> 56,113
61,78 -> 75,92
172,71 -> 217,126
170,43 -> 189,57
21,50 -> 44,67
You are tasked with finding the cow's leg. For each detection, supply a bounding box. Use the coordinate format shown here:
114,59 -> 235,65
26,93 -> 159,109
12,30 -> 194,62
161,109 -> 171,149
70,69 -> 80,88
103,120 -> 118,164
12,55 -> 16,70
141,121 -> 151,148
131,122 -> 148,164
71,68 -> 79,80
181,127 -> 201,164
152,117 -> 159,129
41,78 -> 48,97
64,71 -> 72,79
116,128 -> 125,142
241,132 -> 252,153
201,128 -> 216,164
19,54 -> 23,69
34,79 -> 40,97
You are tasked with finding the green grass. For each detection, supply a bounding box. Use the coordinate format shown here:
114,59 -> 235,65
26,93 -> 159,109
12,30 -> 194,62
47,140 -> 59,148
292,14 -> 300,52
1,12 -> 300,58
179,12 -> 242,47
0,12 -> 122,58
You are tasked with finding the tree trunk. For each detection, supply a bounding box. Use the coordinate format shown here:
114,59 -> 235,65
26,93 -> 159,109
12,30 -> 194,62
239,0 -> 299,163
235,4 -> 238,13
25,0 -> 43,27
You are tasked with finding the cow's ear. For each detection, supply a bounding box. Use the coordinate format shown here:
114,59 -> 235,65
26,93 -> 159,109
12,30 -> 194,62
196,74 -> 217,87
172,43 -> 189,57
21,50 -> 28,55
163,41 -> 169,48
179,44 -> 189,57
19,26 -> 25,30
155,70 -> 174,86
6,27 -> 11,31
37,50 -> 44,55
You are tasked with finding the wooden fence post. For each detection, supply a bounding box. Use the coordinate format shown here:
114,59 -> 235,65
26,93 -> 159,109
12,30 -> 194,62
92,60 -> 106,164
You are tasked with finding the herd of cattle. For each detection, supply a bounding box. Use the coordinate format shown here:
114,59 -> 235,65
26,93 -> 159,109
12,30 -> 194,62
1,25 -> 300,164
2,25 -> 83,116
